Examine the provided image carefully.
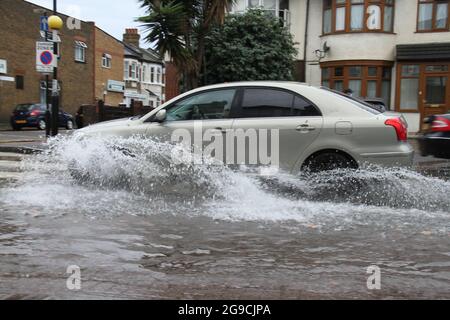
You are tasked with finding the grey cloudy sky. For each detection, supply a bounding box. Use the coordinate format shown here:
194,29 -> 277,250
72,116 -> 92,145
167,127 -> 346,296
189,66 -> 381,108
26,0 -> 151,47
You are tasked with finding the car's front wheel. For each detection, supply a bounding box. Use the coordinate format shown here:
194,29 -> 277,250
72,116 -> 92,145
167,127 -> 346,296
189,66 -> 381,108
37,119 -> 46,131
303,151 -> 357,173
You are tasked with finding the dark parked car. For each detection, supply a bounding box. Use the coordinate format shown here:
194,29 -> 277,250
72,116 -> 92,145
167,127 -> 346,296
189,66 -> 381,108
10,103 -> 75,131
418,113 -> 450,159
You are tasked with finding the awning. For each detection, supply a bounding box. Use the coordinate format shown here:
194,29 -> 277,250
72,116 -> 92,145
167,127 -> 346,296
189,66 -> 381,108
397,43 -> 450,61
74,40 -> 88,48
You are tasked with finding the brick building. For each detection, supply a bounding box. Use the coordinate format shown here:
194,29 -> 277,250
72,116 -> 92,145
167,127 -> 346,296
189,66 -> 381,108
0,0 -> 127,124
94,27 -> 125,106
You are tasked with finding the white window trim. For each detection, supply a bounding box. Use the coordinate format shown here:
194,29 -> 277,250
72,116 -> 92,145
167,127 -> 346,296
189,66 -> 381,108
102,53 -> 112,68
74,41 -> 87,63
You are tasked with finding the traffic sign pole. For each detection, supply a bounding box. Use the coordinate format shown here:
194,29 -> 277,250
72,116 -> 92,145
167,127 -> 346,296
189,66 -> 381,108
44,12 -> 51,137
51,0 -> 59,137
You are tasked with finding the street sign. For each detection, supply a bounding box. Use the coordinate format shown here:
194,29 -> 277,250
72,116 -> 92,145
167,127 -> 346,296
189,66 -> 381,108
40,16 -> 49,32
36,42 -> 56,73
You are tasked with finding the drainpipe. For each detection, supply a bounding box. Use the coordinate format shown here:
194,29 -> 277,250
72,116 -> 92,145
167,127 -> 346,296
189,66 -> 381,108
303,0 -> 310,82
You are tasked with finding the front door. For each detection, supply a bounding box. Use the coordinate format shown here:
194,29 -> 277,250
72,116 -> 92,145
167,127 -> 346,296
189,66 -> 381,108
421,65 -> 449,126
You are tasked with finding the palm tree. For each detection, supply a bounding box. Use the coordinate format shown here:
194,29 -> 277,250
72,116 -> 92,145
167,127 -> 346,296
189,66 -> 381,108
137,0 -> 234,90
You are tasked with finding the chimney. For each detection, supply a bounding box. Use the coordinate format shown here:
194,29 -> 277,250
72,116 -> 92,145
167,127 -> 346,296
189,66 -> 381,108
123,28 -> 141,47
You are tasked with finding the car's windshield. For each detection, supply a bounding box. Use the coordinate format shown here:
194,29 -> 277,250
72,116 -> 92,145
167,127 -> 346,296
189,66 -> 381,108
321,88 -> 381,115
15,104 -> 33,111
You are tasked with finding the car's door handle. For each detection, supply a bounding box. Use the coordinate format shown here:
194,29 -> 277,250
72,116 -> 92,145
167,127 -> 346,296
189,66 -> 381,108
296,124 -> 316,132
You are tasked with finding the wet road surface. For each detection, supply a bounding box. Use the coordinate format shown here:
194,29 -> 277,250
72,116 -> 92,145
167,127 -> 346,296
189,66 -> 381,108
0,136 -> 449,299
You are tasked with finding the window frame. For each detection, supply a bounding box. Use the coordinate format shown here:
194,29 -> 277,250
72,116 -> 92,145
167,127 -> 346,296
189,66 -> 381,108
147,87 -> 241,123
320,60 -> 393,107
416,0 -> 450,33
322,0 -> 396,35
102,53 -> 112,69
74,41 -> 87,63
232,86 -> 322,119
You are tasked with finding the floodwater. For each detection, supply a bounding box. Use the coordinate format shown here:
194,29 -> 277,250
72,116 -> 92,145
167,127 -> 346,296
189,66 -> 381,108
0,135 -> 449,299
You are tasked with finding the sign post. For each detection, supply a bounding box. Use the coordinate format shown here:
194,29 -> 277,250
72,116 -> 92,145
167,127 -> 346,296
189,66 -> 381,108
36,42 -> 56,73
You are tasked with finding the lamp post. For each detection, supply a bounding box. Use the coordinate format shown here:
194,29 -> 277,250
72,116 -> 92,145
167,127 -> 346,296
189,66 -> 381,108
48,1 -> 62,136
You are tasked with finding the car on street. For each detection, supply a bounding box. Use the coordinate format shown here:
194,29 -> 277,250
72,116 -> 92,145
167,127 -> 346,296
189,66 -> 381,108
418,113 -> 450,159
10,103 -> 75,131
77,82 -> 414,172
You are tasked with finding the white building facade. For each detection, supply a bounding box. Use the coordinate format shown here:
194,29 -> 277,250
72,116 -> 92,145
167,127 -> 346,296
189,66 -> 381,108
232,0 -> 450,133
122,29 -> 165,108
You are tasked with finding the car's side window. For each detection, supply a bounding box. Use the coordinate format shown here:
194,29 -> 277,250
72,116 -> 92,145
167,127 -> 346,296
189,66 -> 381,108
237,88 -> 321,118
165,89 -> 236,121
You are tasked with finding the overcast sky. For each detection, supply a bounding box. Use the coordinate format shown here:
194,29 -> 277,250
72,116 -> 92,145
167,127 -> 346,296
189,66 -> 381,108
26,0 -> 151,47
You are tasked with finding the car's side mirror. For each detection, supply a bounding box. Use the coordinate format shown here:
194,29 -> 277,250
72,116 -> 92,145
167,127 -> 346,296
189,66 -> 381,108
154,109 -> 167,123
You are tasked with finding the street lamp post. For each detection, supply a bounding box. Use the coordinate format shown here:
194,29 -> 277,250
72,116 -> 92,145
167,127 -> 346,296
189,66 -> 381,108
48,0 -> 62,136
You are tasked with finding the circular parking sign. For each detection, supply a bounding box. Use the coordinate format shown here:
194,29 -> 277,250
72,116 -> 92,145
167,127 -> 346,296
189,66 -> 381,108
40,51 -> 53,65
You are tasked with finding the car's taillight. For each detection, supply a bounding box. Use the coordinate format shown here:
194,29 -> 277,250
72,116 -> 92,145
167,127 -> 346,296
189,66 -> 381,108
385,117 -> 408,142
431,116 -> 450,132
30,110 -> 40,117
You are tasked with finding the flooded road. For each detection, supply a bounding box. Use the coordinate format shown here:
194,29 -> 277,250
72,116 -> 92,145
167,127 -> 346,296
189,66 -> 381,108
0,136 -> 449,299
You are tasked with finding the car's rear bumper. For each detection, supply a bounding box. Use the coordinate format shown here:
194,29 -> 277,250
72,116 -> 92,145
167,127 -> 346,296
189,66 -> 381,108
418,133 -> 450,159
358,143 -> 415,167
10,117 -> 40,127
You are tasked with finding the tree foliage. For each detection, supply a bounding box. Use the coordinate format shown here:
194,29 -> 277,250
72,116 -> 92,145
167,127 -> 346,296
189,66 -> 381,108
137,0 -> 234,90
204,9 -> 298,85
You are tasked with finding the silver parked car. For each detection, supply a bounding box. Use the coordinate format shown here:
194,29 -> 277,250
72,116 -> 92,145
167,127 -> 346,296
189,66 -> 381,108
78,82 -> 414,172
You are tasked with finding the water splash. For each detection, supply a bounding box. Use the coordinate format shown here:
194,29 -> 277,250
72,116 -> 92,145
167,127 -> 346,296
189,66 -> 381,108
1,134 -> 449,228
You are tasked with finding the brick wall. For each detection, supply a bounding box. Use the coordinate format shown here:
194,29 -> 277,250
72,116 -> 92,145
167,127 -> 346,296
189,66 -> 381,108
0,0 -> 95,123
94,27 -> 124,106
164,61 -> 180,101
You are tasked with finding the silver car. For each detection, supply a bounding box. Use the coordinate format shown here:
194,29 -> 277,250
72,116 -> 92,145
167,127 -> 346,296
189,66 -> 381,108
79,82 -> 414,172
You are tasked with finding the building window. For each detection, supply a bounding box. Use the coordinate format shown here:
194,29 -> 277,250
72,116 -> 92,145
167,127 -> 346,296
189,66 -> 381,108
323,0 -> 395,34
74,41 -> 87,62
150,67 -> 155,83
15,75 -> 24,90
157,67 -> 161,84
417,0 -> 449,31
232,0 -> 290,26
102,53 -> 112,68
124,61 -> 129,79
321,61 -> 393,107
398,65 -> 420,110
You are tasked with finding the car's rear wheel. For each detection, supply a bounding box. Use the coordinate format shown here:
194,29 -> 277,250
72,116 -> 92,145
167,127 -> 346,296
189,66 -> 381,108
66,120 -> 74,130
303,151 -> 358,173
37,119 -> 46,131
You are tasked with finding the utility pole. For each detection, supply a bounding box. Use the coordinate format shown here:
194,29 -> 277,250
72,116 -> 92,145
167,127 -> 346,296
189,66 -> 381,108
50,0 -> 59,136
44,11 -> 51,137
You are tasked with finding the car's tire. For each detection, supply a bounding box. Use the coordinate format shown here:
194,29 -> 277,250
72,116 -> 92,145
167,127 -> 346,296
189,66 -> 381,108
303,151 -> 357,173
37,119 -> 46,131
66,120 -> 74,130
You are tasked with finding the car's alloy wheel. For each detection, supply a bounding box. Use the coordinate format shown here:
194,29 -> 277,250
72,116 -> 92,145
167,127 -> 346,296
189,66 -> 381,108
37,120 -> 46,131
66,120 -> 74,130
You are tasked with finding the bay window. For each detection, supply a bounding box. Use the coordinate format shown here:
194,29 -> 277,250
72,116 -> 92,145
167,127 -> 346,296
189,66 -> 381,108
417,0 -> 449,31
232,0 -> 290,25
323,0 -> 395,34
321,61 -> 393,107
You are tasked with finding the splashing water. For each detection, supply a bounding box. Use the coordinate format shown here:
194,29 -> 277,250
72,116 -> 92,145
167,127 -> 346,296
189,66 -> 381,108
1,134 -> 449,230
